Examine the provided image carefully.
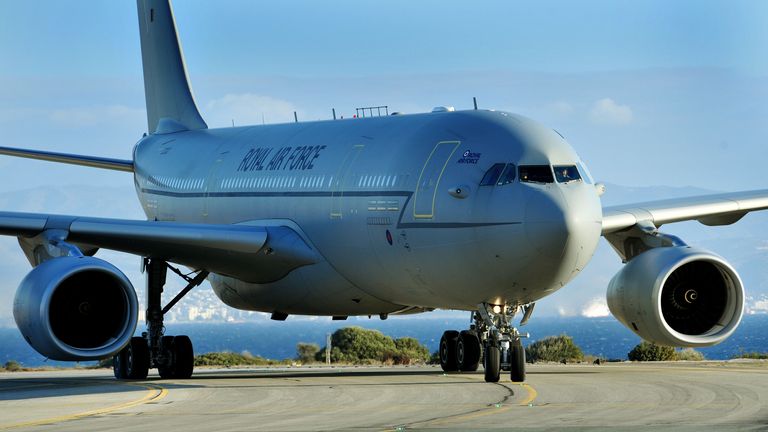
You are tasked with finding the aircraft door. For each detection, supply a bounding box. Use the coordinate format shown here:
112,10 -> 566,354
330,144 -> 364,218
413,141 -> 460,219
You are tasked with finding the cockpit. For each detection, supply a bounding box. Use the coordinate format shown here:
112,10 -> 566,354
480,163 -> 590,186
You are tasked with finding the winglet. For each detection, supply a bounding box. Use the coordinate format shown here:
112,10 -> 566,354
137,0 -> 207,134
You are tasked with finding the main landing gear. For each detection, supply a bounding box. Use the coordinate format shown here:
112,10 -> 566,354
439,303 -> 528,383
114,258 -> 208,380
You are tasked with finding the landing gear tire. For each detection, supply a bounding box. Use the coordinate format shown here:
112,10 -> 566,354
114,336 -> 149,380
510,342 -> 526,382
457,331 -> 481,372
439,330 -> 459,372
157,336 -> 176,379
158,335 -> 195,379
484,345 -> 501,383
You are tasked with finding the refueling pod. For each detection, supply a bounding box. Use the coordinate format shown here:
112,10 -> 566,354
13,256 -> 138,361
607,246 -> 744,347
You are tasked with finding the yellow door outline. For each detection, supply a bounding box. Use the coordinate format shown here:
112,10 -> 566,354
413,140 -> 460,219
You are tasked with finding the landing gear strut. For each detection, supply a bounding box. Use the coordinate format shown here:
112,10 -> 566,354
113,258 -> 208,380
439,303 -> 528,383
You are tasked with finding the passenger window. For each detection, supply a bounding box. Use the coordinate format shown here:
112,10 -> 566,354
519,165 -> 554,183
554,165 -> 582,183
498,164 -> 516,185
480,163 -> 505,186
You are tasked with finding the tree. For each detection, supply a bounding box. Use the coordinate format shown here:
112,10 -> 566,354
628,341 -> 676,361
296,343 -> 320,364
525,334 -> 584,363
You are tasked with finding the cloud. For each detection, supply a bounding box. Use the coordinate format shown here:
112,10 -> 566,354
589,98 -> 633,125
557,306 -> 577,317
49,105 -> 145,128
205,93 -> 301,128
747,296 -> 768,314
581,297 -> 610,318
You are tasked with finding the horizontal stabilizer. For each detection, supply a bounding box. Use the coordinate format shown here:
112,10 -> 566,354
0,146 -> 133,172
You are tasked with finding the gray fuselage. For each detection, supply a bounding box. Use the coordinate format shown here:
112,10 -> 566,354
133,109 -> 603,316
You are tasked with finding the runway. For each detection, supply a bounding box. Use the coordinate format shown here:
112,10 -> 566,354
1,362 -> 767,431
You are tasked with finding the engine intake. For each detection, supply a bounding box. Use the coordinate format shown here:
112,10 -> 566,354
13,256 -> 138,361
607,247 -> 743,347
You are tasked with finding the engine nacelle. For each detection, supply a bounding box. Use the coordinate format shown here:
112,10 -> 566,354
607,247 -> 744,347
13,256 -> 138,361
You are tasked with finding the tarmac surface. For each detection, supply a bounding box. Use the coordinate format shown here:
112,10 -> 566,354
1,361 -> 767,431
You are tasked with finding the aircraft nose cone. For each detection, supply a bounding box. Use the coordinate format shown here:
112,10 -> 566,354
523,185 -> 602,289
524,187 -> 569,259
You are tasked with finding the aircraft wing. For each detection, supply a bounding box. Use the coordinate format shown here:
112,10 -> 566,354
0,146 -> 133,172
601,189 -> 768,235
0,211 -> 318,283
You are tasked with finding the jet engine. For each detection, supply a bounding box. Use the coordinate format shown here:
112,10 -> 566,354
607,247 -> 744,347
13,256 -> 138,361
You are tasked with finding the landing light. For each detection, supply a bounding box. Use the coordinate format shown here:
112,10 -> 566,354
492,305 -> 502,314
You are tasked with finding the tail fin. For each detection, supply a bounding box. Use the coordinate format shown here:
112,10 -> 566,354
137,0 -> 207,134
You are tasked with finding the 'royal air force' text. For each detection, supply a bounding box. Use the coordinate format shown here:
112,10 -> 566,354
237,145 -> 327,172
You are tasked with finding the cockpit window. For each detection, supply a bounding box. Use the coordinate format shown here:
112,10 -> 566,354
553,165 -> 582,183
480,163 -> 505,186
519,165 -> 554,183
576,162 -> 594,184
498,164 -> 516,185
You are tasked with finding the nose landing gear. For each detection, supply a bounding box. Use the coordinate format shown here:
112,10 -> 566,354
439,303 -> 528,383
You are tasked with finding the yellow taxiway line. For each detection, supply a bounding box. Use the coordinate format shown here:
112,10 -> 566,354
0,381 -> 168,430
398,375 -> 538,429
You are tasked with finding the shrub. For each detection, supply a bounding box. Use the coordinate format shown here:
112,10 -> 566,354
674,348 -> 705,361
391,337 -> 430,365
316,327 -> 431,365
194,352 -> 283,367
324,327 -> 396,363
97,357 -> 115,368
731,351 -> 768,360
296,343 -> 320,364
526,334 -> 584,363
583,355 -> 607,365
3,360 -> 22,372
628,341 -> 676,361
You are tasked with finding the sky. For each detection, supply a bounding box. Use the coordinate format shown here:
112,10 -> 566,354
1,1 -> 767,191
0,1 -> 767,322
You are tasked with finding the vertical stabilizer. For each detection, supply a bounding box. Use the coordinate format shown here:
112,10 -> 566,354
137,0 -> 207,133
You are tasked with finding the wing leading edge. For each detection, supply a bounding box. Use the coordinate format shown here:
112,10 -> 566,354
0,146 -> 133,172
0,211 -> 318,284
601,189 -> 768,235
